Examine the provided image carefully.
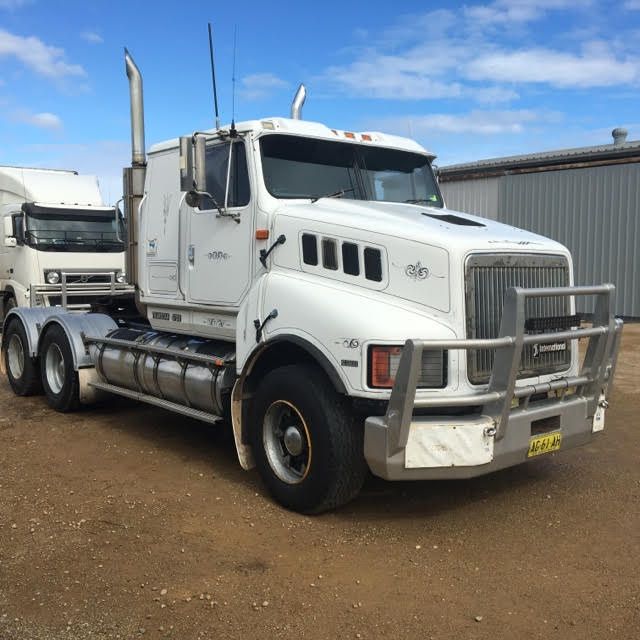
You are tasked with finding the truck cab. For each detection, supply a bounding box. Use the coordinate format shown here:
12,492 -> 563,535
0,52 -> 621,514
0,166 -> 132,315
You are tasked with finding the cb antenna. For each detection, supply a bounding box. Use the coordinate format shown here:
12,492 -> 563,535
230,24 -> 238,137
207,22 -> 220,130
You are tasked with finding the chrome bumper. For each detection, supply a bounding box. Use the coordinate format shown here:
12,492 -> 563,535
364,284 -> 623,480
30,271 -> 134,310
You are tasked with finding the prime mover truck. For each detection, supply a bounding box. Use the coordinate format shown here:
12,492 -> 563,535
0,165 -> 132,316
1,50 -> 622,513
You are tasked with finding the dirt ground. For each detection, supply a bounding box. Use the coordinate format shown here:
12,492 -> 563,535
0,326 -> 638,640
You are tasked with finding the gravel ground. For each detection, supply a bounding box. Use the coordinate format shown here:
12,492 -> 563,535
0,325 -> 638,640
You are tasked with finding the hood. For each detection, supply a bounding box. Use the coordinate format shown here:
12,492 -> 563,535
274,199 -> 568,255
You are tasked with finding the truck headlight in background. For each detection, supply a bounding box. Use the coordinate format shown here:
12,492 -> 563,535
368,345 -> 447,389
116,271 -> 126,283
46,270 -> 60,285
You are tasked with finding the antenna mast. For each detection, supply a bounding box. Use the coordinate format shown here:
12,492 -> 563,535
231,24 -> 237,133
208,23 -> 221,130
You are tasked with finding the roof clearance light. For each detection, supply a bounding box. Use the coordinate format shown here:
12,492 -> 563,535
261,121 -> 275,130
361,134 -> 372,141
344,131 -> 356,139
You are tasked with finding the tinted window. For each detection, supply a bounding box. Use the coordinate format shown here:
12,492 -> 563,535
202,141 -> 250,209
322,239 -> 338,270
342,242 -> 360,276
364,248 -> 382,281
302,234 -> 318,265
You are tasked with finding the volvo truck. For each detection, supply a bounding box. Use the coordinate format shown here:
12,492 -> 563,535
0,165 -> 132,317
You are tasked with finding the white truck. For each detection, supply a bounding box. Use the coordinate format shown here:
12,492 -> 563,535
0,166 -> 132,317
1,51 -> 622,513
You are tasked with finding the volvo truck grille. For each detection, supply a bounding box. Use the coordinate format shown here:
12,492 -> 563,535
465,254 -> 571,384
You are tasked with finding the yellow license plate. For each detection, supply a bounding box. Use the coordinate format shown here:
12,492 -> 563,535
527,431 -> 562,457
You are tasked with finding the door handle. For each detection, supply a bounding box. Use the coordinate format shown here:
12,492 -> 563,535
188,244 -> 195,265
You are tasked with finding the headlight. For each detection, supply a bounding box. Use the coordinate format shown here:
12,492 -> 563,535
116,271 -> 126,283
46,271 -> 60,285
368,345 -> 447,389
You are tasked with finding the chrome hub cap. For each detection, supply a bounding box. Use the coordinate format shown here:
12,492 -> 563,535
263,400 -> 311,484
7,334 -> 25,380
45,343 -> 65,394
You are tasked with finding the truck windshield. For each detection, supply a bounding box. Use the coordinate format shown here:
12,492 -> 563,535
260,134 -> 443,207
22,204 -> 125,253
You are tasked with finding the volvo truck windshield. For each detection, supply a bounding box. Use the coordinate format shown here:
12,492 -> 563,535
22,204 -> 124,253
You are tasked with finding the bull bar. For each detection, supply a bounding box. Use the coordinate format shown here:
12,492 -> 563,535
364,284 -> 623,480
31,271 -> 134,311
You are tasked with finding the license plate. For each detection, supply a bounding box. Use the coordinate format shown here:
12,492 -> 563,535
527,431 -> 562,457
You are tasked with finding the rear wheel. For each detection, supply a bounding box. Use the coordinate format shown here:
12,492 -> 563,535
2,318 -> 41,396
40,325 -> 80,412
250,364 -> 366,513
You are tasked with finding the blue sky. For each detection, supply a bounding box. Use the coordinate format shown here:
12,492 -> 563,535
0,0 -> 639,203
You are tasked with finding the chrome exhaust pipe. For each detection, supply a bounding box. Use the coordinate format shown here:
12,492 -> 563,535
123,48 -> 147,314
125,48 -> 146,166
290,84 -> 306,120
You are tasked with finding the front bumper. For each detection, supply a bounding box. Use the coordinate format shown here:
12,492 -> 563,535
30,271 -> 134,310
364,284 -> 622,480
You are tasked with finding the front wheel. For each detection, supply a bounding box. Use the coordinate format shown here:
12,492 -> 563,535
40,325 -> 80,412
249,364 -> 366,513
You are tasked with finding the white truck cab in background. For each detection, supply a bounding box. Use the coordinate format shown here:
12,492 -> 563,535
0,166 -> 132,317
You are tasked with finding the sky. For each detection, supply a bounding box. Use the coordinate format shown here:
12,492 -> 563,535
0,0 -> 639,203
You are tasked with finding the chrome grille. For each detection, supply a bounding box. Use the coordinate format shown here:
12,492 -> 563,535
466,254 -> 571,384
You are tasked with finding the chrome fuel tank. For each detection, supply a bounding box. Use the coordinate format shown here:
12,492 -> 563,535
91,328 -> 235,416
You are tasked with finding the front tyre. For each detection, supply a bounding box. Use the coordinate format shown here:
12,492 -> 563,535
250,364 -> 366,513
40,325 -> 80,412
2,318 -> 41,396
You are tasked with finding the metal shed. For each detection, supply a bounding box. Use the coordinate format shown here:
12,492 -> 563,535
439,129 -> 640,317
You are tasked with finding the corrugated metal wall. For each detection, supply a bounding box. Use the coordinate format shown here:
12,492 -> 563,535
441,177 -> 499,219
441,163 -> 639,317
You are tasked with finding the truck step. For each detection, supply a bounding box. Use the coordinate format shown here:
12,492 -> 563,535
89,381 -> 223,425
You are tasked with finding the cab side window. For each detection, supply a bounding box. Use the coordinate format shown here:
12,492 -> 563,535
203,141 -> 250,209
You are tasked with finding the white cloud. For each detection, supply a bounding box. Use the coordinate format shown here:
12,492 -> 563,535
239,73 -> 289,100
0,0 -> 33,9
321,3 -> 639,102
81,31 -> 103,45
467,48 -> 638,87
13,110 -> 63,130
0,28 -> 86,78
374,110 -> 544,136
463,0 -> 591,25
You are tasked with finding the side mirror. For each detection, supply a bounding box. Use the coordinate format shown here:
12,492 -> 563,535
3,216 -> 15,246
179,134 -> 207,197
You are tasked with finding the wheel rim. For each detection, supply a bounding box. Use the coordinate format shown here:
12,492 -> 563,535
263,400 -> 312,484
7,333 -> 25,380
45,343 -> 65,395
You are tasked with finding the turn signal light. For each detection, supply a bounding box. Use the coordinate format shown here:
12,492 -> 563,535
255,229 -> 270,240
368,345 -> 447,389
369,346 -> 402,388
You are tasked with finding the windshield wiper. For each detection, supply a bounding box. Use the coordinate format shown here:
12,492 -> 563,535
404,197 -> 441,205
310,188 -> 355,203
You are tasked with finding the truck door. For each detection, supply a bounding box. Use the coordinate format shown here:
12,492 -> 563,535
187,140 -> 253,306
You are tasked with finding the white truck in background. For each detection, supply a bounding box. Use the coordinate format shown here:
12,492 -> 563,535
0,51 -> 622,514
0,166 -> 132,318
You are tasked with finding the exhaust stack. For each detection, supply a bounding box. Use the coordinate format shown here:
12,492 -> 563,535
123,48 -> 147,314
125,48 -> 146,165
290,84 -> 306,120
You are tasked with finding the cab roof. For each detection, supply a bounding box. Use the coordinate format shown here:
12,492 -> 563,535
148,117 -> 435,158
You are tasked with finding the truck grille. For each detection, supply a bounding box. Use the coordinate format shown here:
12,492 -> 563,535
465,254 -> 571,384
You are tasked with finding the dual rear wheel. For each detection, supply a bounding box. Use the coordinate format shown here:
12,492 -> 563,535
2,320 -> 79,411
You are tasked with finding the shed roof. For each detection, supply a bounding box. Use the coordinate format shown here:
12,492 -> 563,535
439,131 -> 640,181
